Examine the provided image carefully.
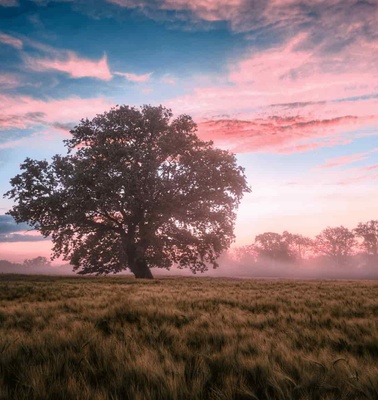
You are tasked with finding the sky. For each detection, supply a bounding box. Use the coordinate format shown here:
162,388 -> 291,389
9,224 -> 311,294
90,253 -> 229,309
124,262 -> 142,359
0,0 -> 377,263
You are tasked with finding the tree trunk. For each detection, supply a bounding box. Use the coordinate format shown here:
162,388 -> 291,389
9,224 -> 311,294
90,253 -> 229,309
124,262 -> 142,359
123,231 -> 154,279
133,258 -> 154,279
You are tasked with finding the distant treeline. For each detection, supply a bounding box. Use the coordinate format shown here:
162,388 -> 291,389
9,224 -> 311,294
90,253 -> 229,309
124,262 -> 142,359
1,220 -> 377,278
0,257 -> 74,275
229,220 -> 378,279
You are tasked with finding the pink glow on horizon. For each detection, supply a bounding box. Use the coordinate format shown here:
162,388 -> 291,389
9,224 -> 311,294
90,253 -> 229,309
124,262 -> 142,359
0,241 -> 53,263
25,52 -> 112,80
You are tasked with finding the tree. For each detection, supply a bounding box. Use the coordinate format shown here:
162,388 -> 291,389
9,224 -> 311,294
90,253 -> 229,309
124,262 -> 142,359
314,226 -> 356,265
23,256 -> 51,268
282,231 -> 313,261
354,220 -> 378,256
5,105 -> 250,278
254,232 -> 294,262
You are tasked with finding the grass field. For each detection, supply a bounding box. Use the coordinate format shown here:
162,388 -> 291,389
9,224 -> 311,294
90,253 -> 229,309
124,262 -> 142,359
0,275 -> 377,400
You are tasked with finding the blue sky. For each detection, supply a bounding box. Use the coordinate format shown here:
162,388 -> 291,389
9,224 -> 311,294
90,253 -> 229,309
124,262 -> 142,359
0,0 -> 377,261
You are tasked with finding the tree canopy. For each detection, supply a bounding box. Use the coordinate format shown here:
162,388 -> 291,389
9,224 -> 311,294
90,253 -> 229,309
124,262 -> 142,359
314,226 -> 356,265
354,220 -> 378,256
5,105 -> 250,278
23,256 -> 51,268
254,232 -> 294,262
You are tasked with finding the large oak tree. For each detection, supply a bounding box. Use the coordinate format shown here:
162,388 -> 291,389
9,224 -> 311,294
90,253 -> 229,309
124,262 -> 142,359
5,105 -> 250,278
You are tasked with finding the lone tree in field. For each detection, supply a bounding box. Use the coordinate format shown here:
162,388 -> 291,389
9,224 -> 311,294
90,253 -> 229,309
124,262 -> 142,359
5,105 -> 250,278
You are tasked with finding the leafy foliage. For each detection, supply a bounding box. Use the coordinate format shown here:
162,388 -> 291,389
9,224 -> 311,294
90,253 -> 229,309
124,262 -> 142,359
314,226 -> 356,265
254,232 -> 294,262
354,220 -> 378,255
4,105 -> 250,278
23,256 -> 51,268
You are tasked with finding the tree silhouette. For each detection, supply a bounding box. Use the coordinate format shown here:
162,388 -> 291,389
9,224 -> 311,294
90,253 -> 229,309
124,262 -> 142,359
254,232 -> 294,262
354,220 -> 378,256
314,226 -> 356,265
5,105 -> 250,278
23,256 -> 51,268
282,231 -> 313,261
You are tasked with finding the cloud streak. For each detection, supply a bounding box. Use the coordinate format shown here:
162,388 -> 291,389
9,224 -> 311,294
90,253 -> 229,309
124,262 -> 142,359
0,33 -> 23,49
315,148 -> 378,169
197,115 -> 374,154
0,94 -> 112,145
0,0 -> 19,6
25,52 -> 112,80
0,215 -> 29,234
167,29 -> 377,153
104,1 -> 377,156
114,71 -> 152,82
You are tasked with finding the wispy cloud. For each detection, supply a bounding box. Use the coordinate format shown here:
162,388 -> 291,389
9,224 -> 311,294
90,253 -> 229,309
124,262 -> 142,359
106,0 -> 377,158
106,0 -> 377,47
0,216 -> 47,243
0,33 -> 23,49
0,233 -> 50,242
166,26 -> 377,153
0,0 -> 19,6
196,115 -> 373,154
362,164 -> 378,172
315,148 -> 378,169
0,215 -> 29,234
161,75 -> 176,85
0,73 -> 23,89
114,71 -> 152,82
25,51 -> 112,80
337,171 -> 378,186
0,94 -> 112,137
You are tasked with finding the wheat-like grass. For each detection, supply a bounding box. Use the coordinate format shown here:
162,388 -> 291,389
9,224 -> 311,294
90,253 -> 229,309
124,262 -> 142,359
0,275 -> 377,399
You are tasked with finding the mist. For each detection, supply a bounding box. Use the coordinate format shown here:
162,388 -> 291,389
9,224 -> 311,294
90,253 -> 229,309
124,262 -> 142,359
1,253 -> 377,280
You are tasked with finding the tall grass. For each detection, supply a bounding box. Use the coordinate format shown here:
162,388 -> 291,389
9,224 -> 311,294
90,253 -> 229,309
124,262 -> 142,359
1,275 -> 377,399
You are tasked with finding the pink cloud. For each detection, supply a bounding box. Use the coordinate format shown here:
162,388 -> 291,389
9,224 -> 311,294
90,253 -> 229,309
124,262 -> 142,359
361,164 -> 378,172
165,29 -> 377,154
25,52 -> 112,80
159,0 -> 244,21
170,33 -> 377,117
161,75 -> 176,85
0,33 -> 22,49
0,94 -> 112,133
0,73 -> 22,89
315,148 -> 378,169
196,115 -> 374,154
106,0 -> 377,46
337,171 -> 378,186
114,71 -> 152,82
